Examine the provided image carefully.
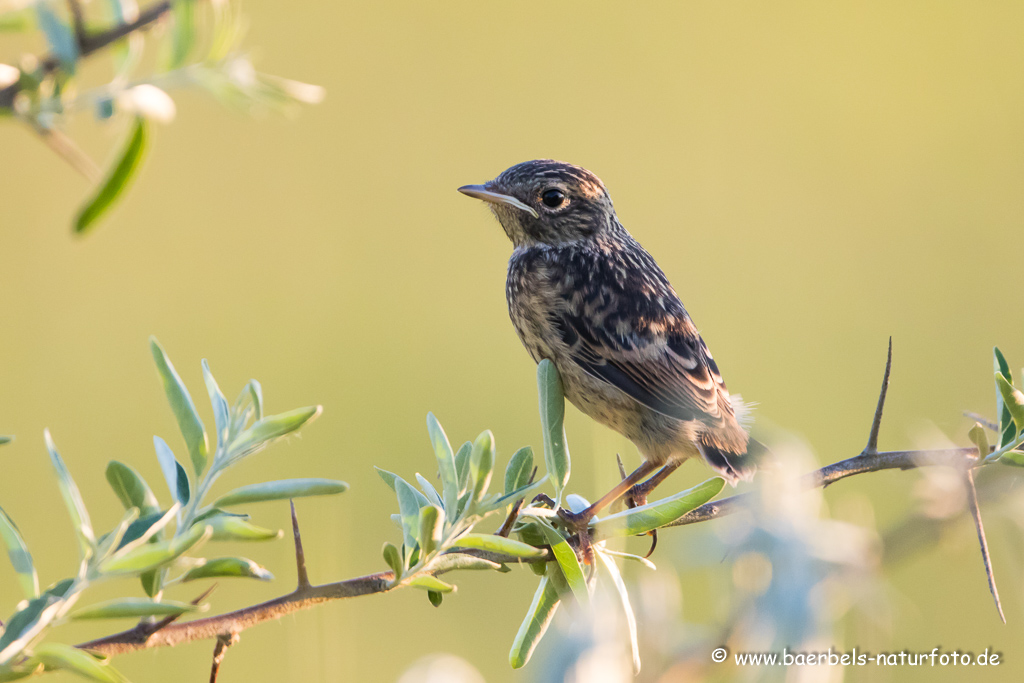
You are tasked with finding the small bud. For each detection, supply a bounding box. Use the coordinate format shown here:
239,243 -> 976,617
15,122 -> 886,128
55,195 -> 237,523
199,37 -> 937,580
118,84 -> 176,123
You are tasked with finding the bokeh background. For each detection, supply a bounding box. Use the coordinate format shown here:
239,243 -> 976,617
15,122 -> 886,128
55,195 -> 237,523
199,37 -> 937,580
3,1 -> 1024,681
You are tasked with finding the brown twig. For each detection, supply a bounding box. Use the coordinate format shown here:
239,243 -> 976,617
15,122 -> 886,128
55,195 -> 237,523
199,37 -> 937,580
964,468 -> 1005,623
209,632 -> 238,683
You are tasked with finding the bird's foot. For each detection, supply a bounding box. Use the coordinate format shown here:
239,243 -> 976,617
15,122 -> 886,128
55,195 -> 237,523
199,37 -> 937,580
555,508 -> 597,564
625,478 -> 659,558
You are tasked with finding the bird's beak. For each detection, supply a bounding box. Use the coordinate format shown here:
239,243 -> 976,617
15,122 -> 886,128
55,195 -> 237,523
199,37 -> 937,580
458,184 -> 539,218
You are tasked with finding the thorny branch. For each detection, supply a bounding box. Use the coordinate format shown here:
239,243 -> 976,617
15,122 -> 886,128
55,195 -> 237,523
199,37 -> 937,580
75,340 -> 1013,658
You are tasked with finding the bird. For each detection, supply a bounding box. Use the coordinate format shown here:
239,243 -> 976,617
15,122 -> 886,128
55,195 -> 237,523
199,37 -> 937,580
459,160 -> 765,532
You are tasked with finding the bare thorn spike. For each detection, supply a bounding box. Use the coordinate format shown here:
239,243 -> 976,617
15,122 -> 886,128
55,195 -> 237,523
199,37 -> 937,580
291,500 -> 310,590
865,337 -> 893,455
964,469 -> 1005,623
616,453 -> 628,480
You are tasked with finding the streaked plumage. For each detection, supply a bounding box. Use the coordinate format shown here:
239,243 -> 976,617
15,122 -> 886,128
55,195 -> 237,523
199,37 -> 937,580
460,160 -> 759,485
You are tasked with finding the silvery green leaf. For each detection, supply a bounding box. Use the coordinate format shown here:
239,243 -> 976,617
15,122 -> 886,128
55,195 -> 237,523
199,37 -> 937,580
430,553 -> 503,573
150,337 -> 209,477
0,592 -> 66,666
427,413 -> 458,514
969,422 -> 990,461
0,436 -> 12,446
596,550 -> 641,674
540,523 -> 589,606
996,374 -> 1024,435
591,477 -> 724,539
598,547 -> 656,570
453,441 -> 472,498
167,0 -> 196,70
995,348 -> 1016,447
537,360 -> 570,499
469,430 -> 495,503
192,508 -> 250,524
382,542 -> 403,578
34,3 -> 77,70
100,520 -> 209,575
202,359 -> 230,454
30,642 -> 129,682
0,506 -> 38,599
180,557 -> 273,582
213,478 -> 348,506
44,430 -> 94,558
70,598 -> 200,620
450,533 -> 545,558
226,406 -> 321,465
105,461 -> 160,515
152,436 -> 184,504
504,446 -> 534,495
117,509 -> 174,552
418,505 -> 443,556
395,477 -> 423,550
508,574 -> 560,669
377,468 -> 431,508
202,516 -> 281,542
415,473 -> 444,510
95,507 -> 139,559
408,575 -> 455,593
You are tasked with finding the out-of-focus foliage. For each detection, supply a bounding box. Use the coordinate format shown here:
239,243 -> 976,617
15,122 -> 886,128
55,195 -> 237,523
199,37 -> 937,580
0,0 -> 323,233
0,338 -> 343,682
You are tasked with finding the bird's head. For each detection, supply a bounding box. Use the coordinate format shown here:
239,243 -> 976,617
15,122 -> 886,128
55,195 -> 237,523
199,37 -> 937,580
459,160 -> 616,247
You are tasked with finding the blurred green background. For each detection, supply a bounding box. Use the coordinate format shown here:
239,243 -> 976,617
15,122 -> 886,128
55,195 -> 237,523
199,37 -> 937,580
2,1 -> 1024,680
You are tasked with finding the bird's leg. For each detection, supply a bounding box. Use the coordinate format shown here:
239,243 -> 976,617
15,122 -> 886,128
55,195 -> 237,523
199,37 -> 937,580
621,460 -> 682,558
556,461 -> 658,536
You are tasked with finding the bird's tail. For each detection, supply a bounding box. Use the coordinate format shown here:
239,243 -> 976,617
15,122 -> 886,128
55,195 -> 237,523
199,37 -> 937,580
698,433 -> 771,486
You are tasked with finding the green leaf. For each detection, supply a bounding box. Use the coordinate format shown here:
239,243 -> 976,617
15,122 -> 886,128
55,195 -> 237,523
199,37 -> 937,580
74,116 -> 147,234
192,508 -> 250,524
99,522 -> 211,575
540,524 -> 589,607
430,553 -> 504,573
43,430 -> 94,558
996,374 -> 1024,435
453,441 -> 472,497
153,437 -> 190,505
0,507 -> 37,599
469,430 -> 495,503
395,477 -> 423,550
95,507 -> 140,559
995,348 -> 1016,447
180,557 -> 273,582
202,359 -> 230,453
105,461 -> 160,515
450,533 -> 546,558
596,550 -> 641,674
382,542 -> 403,578
408,575 -> 455,593
226,406 -> 322,465
0,591 -> 65,666
70,598 -> 201,620
969,422 -> 990,460
117,510 -> 173,551
150,337 -> 209,477
415,473 -> 444,510
31,643 -> 128,683
509,574 -> 561,669
592,477 -> 725,539
230,380 -> 263,435
203,516 -> 281,542
213,478 -> 348,507
418,505 -> 443,556
427,413 -> 459,514
537,360 -> 570,499
0,436 -> 12,446
504,446 -> 534,495
34,4 -> 78,70
427,590 -> 443,607
167,0 -> 196,70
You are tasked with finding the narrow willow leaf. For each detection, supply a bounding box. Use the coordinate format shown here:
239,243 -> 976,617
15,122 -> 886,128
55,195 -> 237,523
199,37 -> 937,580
44,430 -> 94,557
105,461 -> 160,515
995,348 -> 1016,448
599,547 -> 657,571
596,550 -> 641,674
202,359 -> 230,453
592,477 -> 725,539
229,380 -> 261,435
450,533 -> 545,558
153,436 -> 184,504
174,460 -> 190,506
167,0 -> 196,69
72,116 -> 147,233
95,507 -> 139,560
0,506 -> 38,599
203,516 -> 281,542
0,436 -> 12,446
418,506 -> 443,556
150,337 -> 209,477
509,575 -> 561,669
426,413 -> 458,514
1000,450 -> 1024,467
375,467 -> 399,491
408,575 -> 455,593
99,522 -> 210,575
415,473 -> 444,510
469,430 -> 495,503
192,508 -> 250,524
34,4 -> 77,70
504,446 -> 534,495
540,524 -> 589,607
0,592 -> 65,666
70,598 -> 200,620
181,557 -> 273,582
382,542 -> 403,578
226,406 -> 322,464
213,478 -> 349,507
31,643 -> 128,683
453,442 -> 472,498
537,360 -> 570,498
395,477 -> 423,550
969,422 -> 990,460
118,509 -> 174,552
996,374 -> 1024,435
430,553 -> 503,573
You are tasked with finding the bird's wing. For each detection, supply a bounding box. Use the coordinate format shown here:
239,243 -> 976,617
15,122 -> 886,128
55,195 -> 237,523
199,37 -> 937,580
553,308 -> 734,426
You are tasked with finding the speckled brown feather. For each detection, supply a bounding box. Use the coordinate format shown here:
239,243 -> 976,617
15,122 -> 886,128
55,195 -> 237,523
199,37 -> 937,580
470,160 -> 758,484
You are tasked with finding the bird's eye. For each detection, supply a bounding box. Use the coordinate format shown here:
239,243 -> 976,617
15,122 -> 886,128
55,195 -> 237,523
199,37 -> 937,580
541,188 -> 566,208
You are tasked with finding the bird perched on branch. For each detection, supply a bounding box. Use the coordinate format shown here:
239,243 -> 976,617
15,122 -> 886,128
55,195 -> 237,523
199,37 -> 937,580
459,160 -> 765,530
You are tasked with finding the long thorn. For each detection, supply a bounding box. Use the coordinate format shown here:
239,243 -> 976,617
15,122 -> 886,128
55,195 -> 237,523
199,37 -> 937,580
616,453 -> 627,480
964,469 -> 1005,623
496,498 -> 525,537
865,337 -> 893,454
290,500 -> 310,589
